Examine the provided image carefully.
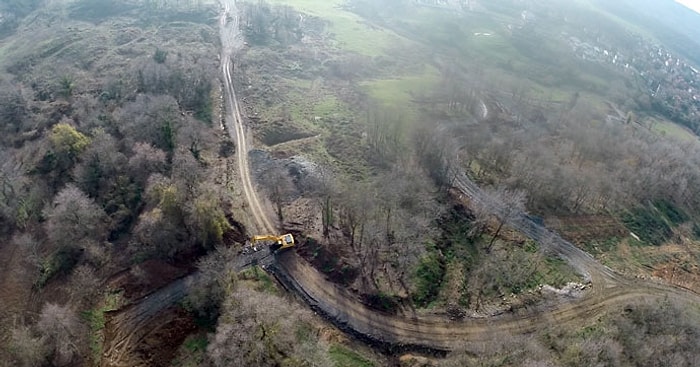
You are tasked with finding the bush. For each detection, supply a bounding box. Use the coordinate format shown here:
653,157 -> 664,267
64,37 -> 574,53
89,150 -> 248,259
653,199 -> 688,225
621,206 -> 672,246
361,292 -> 401,314
329,345 -> 374,367
153,49 -> 168,64
412,252 -> 446,307
35,247 -> 83,288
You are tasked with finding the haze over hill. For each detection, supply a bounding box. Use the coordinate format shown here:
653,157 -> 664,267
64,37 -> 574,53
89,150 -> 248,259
593,0 -> 700,66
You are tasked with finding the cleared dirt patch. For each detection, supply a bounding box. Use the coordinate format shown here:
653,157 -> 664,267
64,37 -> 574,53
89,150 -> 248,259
653,262 -> 700,293
130,308 -> 198,367
106,260 -> 190,301
294,235 -> 359,287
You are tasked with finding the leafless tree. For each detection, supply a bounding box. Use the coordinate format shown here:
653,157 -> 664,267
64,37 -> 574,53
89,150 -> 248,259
185,245 -> 239,322
171,147 -> 204,200
37,303 -> 85,366
365,106 -> 404,166
0,148 -> 24,230
73,129 -> 127,198
65,265 -> 100,307
485,186 -> 526,253
128,142 -> 167,185
0,80 -> 26,137
440,335 -> 554,367
132,207 -> 183,259
413,124 -> 458,192
260,166 -> 294,224
339,181 -> 372,249
8,323 -> 48,367
44,184 -> 109,251
116,94 -> 182,153
207,287 -> 331,367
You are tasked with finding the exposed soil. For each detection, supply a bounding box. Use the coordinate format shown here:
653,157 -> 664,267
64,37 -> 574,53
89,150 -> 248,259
652,262 -> 700,293
293,235 -> 359,287
128,308 -> 198,367
106,260 -> 190,301
223,214 -> 248,245
103,304 -> 197,367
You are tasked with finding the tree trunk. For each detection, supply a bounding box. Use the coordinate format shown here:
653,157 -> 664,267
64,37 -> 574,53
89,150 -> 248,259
487,220 -> 505,253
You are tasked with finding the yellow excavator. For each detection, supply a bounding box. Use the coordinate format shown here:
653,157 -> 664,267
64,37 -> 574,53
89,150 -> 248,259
250,233 -> 295,252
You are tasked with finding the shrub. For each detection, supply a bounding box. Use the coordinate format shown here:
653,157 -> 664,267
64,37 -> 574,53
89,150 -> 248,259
412,252 -> 446,307
621,206 -> 672,246
153,48 -> 168,64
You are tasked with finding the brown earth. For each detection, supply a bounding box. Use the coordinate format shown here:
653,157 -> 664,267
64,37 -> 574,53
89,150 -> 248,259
106,260 -> 190,301
127,308 -> 198,367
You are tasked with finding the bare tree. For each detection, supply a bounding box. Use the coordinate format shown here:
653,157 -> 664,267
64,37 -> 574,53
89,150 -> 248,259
171,147 -> 204,200
0,80 -> 26,136
44,184 -> 109,251
365,106 -> 404,166
185,245 -> 239,322
304,165 -> 336,239
485,186 -> 527,253
0,149 -> 24,230
339,181 -> 372,249
73,129 -> 127,198
413,124 -> 458,192
37,303 -> 85,366
116,94 -> 181,153
65,265 -> 100,307
207,286 -> 333,367
132,207 -> 183,259
8,324 -> 48,367
128,142 -> 167,186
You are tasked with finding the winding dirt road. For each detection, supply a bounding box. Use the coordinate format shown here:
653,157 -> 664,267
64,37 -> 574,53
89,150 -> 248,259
217,0 -> 700,351
100,3 -> 700,365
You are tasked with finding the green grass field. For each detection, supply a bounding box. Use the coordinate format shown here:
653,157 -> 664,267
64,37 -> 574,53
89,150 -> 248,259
329,345 -> 374,367
652,118 -> 699,142
361,65 -> 440,110
267,0 -> 401,56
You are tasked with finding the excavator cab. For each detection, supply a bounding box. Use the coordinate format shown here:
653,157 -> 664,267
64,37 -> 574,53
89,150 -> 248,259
250,233 -> 295,252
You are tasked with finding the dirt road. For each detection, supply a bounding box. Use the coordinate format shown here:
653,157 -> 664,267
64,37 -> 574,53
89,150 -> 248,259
216,0 -> 700,351
274,250 -> 700,351
101,3 -> 700,364
219,0 -> 275,235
